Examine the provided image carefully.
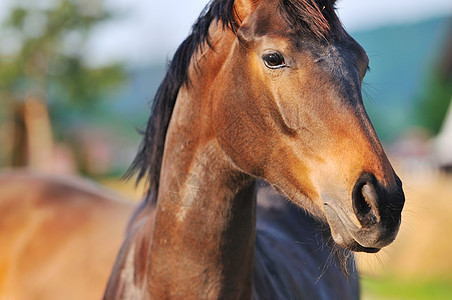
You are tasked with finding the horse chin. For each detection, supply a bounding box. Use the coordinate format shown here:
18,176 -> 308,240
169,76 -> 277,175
323,204 -> 383,253
341,240 -> 381,253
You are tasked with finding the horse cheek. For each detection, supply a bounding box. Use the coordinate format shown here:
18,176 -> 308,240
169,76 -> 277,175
275,93 -> 303,131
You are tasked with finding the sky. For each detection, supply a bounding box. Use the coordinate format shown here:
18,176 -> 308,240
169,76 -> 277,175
1,0 -> 451,66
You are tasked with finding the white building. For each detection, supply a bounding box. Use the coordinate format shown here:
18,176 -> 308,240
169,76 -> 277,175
435,98 -> 452,171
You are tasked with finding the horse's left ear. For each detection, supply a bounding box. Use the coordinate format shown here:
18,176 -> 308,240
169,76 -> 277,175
234,0 -> 259,25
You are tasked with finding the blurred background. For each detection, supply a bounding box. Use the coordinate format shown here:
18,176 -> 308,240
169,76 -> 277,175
0,0 -> 451,299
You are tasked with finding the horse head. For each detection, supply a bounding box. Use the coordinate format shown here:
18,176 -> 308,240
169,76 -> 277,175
213,0 -> 404,252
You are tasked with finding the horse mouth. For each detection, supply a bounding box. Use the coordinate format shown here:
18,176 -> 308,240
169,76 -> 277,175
323,203 -> 384,253
342,239 -> 381,253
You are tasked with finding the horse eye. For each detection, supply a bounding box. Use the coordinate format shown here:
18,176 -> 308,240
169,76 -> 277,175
262,52 -> 286,69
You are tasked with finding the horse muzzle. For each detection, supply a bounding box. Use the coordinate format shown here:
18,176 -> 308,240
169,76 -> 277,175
323,172 -> 405,253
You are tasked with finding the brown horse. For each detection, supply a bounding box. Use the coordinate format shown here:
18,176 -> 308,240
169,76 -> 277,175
103,0 -> 404,299
0,0 -> 405,299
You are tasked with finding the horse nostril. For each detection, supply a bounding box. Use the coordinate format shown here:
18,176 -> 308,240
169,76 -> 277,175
362,184 -> 377,211
353,180 -> 380,228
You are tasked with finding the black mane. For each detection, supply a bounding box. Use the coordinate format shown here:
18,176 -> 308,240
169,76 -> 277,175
125,0 -> 238,204
126,0 -> 341,205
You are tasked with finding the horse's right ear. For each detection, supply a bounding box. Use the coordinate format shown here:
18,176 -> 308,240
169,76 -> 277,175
234,0 -> 259,26
234,0 -> 259,45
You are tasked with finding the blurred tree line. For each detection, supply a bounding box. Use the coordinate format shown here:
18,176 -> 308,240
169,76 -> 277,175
418,23 -> 452,135
0,0 -> 125,172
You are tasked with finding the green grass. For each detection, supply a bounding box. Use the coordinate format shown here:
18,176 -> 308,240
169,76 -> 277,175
361,277 -> 452,300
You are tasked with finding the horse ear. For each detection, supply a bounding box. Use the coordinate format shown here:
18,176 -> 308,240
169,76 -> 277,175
234,0 -> 259,25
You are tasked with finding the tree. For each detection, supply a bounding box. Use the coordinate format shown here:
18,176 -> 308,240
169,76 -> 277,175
0,0 -> 125,170
417,23 -> 452,135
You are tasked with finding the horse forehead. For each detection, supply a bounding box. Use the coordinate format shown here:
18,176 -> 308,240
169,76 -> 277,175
324,43 -> 357,66
304,41 -> 359,78
289,42 -> 362,103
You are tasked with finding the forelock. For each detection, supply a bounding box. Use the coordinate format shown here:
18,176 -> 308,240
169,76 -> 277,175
278,0 -> 343,41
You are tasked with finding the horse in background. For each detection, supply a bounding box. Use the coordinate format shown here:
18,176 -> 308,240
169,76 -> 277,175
0,171 -> 133,299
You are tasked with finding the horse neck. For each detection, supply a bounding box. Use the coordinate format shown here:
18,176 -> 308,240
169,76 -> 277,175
149,144 -> 257,298
110,27 -> 257,299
